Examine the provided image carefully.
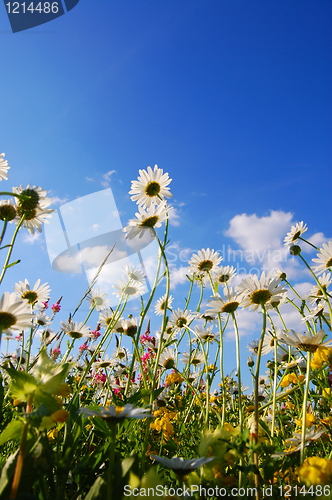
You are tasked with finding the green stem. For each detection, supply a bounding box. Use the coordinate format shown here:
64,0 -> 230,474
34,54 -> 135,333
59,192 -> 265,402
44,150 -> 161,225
0,215 -> 25,284
300,351 -> 312,464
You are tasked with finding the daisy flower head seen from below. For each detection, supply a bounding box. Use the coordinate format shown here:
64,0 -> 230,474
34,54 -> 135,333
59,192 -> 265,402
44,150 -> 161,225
79,404 -> 152,424
120,317 -> 138,337
129,164 -> 172,208
237,272 -> 287,311
212,265 -> 237,285
12,184 -> 54,235
113,277 -> 147,298
284,221 -> 308,247
307,273 -> 332,304
278,329 -> 330,353
188,248 -> 222,276
193,325 -> 218,343
155,294 -> 174,316
168,308 -> 195,331
123,202 -> 171,240
123,265 -> 146,284
14,279 -> 51,307
159,347 -> 176,369
206,288 -> 243,315
61,320 -> 91,339
0,292 -> 34,334
0,153 -> 10,181
181,350 -> 205,366
87,288 -> 110,311
312,241 -> 332,275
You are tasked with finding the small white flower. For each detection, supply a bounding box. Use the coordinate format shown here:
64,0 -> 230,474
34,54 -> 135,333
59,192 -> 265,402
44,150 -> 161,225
99,310 -> 114,329
129,165 -> 172,208
212,265 -> 237,285
61,320 -> 91,339
14,279 -> 51,307
206,288 -> 242,315
123,265 -> 146,284
0,292 -> 34,333
79,404 -> 152,422
284,221 -> 308,247
159,347 -> 176,369
154,294 -> 174,316
0,153 -> 10,181
237,272 -> 287,311
307,273 -> 332,304
87,288 -> 110,311
188,248 -> 222,275
123,202 -> 171,240
168,308 -> 195,331
312,242 -> 332,275
113,278 -> 146,298
181,350 -> 205,365
278,329 -> 330,352
193,325 -> 218,343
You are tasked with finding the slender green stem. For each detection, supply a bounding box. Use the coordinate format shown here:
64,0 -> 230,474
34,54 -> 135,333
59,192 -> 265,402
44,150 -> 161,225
0,215 -> 25,284
300,351 -> 312,464
0,220 -> 8,245
231,312 -> 243,432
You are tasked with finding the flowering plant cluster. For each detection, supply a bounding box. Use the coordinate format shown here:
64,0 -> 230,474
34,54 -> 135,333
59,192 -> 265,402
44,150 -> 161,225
0,154 -> 332,499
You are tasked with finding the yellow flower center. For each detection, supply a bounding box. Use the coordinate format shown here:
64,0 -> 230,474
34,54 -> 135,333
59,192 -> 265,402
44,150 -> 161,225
0,312 -> 17,329
145,181 -> 161,197
250,289 -> 272,305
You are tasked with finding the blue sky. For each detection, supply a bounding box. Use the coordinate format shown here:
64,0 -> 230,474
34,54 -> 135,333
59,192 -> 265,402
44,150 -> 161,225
1,0 -> 331,386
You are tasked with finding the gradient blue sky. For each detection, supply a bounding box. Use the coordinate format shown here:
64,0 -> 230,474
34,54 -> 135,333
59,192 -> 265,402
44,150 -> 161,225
1,0 -> 331,383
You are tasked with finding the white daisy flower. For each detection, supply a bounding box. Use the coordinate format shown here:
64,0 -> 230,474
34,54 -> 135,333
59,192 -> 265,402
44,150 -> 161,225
79,404 -> 152,422
0,292 -> 34,334
261,330 -> 282,356
99,310 -> 115,329
168,308 -> 195,331
206,288 -> 242,315
237,272 -> 287,311
212,265 -> 237,285
112,346 -> 130,361
35,313 -> 51,327
188,248 -> 222,275
87,288 -> 110,311
0,153 -> 10,181
307,273 -> 332,304
150,455 -> 214,474
123,202 -> 171,240
276,344 -> 297,364
123,265 -> 146,284
284,221 -> 308,247
92,355 -> 117,369
129,165 -> 172,208
278,329 -> 330,352
301,304 -> 330,323
154,294 -> 174,316
14,279 -> 51,307
113,278 -> 146,298
272,428 -> 326,457
14,200 -> 54,235
159,347 -> 176,369
61,320 -> 91,339
247,339 -> 260,355
121,317 -> 138,337
193,325 -> 218,343
181,350 -> 205,365
312,241 -> 332,275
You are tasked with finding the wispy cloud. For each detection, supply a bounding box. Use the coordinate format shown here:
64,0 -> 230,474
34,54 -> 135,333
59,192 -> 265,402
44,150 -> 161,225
101,170 -> 117,188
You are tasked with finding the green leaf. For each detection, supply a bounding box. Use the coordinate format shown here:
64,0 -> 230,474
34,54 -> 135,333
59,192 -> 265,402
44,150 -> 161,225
3,367 -> 37,402
0,450 -> 18,497
84,476 -> 107,500
0,419 -> 24,446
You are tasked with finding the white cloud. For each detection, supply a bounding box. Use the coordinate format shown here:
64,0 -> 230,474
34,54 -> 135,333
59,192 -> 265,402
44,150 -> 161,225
168,207 -> 180,227
101,170 -> 116,188
170,266 -> 190,288
85,177 -> 94,182
307,232 -> 329,251
21,232 -> 43,245
50,196 -> 69,206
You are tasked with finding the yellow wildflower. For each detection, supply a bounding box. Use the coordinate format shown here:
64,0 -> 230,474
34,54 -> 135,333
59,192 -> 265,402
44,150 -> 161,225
295,413 -> 315,427
311,346 -> 332,370
298,457 -> 332,485
280,372 -> 305,388
51,409 -> 69,423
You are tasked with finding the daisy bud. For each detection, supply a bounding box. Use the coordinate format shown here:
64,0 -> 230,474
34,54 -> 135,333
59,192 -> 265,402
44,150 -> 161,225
289,245 -> 301,255
247,356 -> 254,367
0,203 -> 16,221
